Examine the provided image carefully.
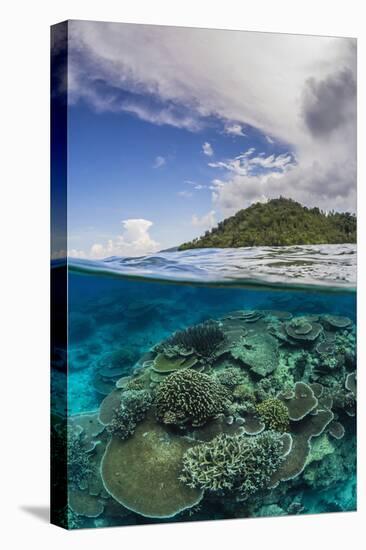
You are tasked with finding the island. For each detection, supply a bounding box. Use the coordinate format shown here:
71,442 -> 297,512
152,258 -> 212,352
179,197 -> 356,250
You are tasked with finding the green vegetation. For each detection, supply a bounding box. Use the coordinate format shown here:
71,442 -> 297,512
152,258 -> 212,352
179,197 -> 356,249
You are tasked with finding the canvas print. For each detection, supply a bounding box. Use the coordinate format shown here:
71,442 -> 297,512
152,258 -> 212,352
51,20 -> 357,529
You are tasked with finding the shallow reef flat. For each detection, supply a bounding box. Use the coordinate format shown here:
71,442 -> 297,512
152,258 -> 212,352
56,308 -> 356,529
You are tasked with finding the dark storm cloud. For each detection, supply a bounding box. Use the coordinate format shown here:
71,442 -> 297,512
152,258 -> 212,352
302,68 -> 356,138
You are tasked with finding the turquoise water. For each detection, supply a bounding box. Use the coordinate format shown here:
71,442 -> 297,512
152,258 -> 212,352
51,245 -> 356,528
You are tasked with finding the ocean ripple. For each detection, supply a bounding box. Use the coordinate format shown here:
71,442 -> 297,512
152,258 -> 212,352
68,244 -> 356,291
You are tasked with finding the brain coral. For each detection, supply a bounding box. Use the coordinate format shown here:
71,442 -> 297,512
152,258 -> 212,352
180,431 -> 285,498
256,398 -> 290,432
155,369 -> 229,427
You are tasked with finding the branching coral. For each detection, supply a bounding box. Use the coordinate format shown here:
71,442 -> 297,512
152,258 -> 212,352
180,431 -> 285,498
256,398 -> 290,432
155,369 -> 230,427
214,366 -> 245,388
67,427 -> 93,489
158,321 -> 226,359
107,389 -> 153,440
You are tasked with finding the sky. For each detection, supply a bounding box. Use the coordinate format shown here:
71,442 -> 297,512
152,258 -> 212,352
64,20 -> 356,258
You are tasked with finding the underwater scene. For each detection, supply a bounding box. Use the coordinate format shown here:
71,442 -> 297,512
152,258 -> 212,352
51,245 -> 357,529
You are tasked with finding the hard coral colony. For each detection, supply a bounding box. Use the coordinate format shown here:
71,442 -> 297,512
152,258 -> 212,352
65,311 -> 356,527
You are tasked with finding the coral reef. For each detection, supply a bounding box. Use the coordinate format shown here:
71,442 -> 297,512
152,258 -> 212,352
345,372 -> 356,395
213,366 -> 246,388
322,315 -> 352,330
68,490 -> 105,518
269,408 -> 334,487
93,348 -> 139,396
180,431 -> 285,499
256,398 -> 290,432
231,332 -> 278,376
106,389 -> 153,440
158,321 -> 226,360
152,352 -> 198,373
285,317 -> 322,343
67,426 -> 93,488
155,369 -> 230,427
223,310 -> 263,323
328,421 -> 345,440
280,382 -> 318,421
65,305 -> 356,527
101,414 -> 203,518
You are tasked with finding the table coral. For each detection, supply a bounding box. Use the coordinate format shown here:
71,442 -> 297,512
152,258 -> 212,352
101,414 -> 203,518
285,317 -> 323,343
280,382 -> 318,421
231,332 -> 278,377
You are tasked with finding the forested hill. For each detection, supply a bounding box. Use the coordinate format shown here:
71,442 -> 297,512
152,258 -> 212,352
179,197 -> 356,249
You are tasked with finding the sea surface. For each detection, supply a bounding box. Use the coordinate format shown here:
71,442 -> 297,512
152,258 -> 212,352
52,244 -> 357,528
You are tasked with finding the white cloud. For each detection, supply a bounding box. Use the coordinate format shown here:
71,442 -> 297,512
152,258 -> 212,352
70,219 -> 160,259
211,153 -> 356,217
249,153 -> 293,170
192,210 -> 216,230
67,21 -> 356,212
68,248 -> 87,259
208,149 -> 294,178
224,123 -> 246,136
185,180 -> 206,190
177,190 -> 193,198
202,141 -> 214,156
153,155 -> 166,168
265,135 -> 275,144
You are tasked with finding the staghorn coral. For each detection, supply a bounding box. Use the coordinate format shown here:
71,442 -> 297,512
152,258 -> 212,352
256,398 -> 290,433
180,431 -> 285,499
158,321 -> 226,359
155,369 -> 230,427
107,389 -> 152,440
